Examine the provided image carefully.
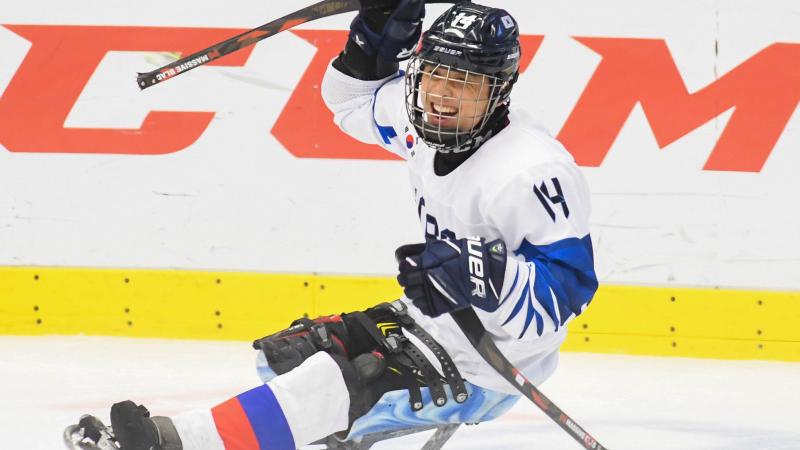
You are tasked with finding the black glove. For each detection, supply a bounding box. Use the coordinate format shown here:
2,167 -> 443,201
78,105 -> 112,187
350,0 -> 425,62
396,237 -> 508,318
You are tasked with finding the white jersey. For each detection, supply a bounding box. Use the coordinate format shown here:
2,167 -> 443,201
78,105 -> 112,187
321,63 -> 597,395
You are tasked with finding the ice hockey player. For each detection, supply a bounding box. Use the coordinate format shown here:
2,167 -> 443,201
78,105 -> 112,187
69,1 -> 598,449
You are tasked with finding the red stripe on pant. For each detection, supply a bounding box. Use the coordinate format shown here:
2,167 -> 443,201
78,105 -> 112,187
211,397 -> 260,450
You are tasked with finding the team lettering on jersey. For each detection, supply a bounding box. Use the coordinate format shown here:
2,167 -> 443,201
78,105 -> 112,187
417,195 -> 457,241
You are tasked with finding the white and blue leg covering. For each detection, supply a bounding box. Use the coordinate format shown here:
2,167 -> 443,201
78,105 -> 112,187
346,383 -> 518,440
256,350 -> 518,441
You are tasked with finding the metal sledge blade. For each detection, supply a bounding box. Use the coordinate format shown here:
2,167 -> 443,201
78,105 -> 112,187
63,415 -> 119,450
317,423 -> 460,450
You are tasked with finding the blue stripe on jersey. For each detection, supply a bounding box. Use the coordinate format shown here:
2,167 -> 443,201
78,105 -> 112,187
372,71 -> 405,145
498,265 -> 520,307
504,272 -> 545,338
533,267 -> 560,331
500,269 -> 546,338
377,125 -> 397,145
535,308 -> 544,336
501,269 -> 530,327
237,384 -> 295,450
519,287 -> 538,339
515,235 -> 598,328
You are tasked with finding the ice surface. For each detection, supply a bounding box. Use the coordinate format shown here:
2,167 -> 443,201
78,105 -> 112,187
1,336 -> 798,450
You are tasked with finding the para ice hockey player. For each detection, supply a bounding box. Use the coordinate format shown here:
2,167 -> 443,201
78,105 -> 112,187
65,1 -> 597,449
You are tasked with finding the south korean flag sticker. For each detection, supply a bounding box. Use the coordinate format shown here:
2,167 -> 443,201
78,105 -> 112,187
405,134 -> 415,149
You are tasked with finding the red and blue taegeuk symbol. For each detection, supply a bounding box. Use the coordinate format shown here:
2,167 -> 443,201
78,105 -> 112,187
405,134 -> 415,149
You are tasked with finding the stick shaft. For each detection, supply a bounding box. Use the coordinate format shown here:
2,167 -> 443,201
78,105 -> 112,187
450,308 -> 609,450
137,0 -> 358,89
137,0 -> 460,90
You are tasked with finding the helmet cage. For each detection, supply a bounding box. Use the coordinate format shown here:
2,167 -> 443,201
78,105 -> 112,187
404,55 -> 510,153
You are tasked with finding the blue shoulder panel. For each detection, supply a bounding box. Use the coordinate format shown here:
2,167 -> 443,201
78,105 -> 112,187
514,235 -> 598,330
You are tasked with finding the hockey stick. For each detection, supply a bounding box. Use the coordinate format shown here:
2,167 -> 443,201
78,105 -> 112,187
136,0 -> 463,90
450,308 -> 610,450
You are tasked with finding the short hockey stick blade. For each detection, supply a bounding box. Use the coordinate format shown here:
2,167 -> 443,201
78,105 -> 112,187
136,0 -> 466,90
450,307 -> 610,450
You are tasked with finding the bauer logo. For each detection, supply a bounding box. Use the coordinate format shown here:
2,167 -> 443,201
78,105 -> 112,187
433,45 -> 463,56
466,237 -> 486,299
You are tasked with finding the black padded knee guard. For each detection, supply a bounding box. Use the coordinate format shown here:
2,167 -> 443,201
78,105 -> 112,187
253,315 -> 351,375
253,301 -> 468,420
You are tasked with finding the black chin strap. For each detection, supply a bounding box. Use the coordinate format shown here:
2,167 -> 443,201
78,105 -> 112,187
433,105 -> 510,176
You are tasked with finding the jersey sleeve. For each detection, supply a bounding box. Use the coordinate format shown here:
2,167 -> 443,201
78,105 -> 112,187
482,158 -> 598,342
320,60 -> 411,160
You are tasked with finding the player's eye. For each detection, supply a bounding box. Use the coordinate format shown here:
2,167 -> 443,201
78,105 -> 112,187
444,69 -> 466,81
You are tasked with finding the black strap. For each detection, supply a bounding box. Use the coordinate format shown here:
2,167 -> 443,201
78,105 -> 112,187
350,309 -> 449,410
387,301 -> 469,403
399,337 -> 448,407
349,312 -> 403,354
393,357 -> 425,411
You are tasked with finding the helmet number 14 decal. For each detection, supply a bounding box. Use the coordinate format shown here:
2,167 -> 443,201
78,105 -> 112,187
451,13 -> 478,30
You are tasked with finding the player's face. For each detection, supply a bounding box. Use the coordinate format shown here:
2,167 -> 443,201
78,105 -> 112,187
419,64 -> 492,131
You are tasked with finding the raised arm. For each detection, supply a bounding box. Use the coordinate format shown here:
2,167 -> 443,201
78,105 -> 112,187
321,0 -> 425,157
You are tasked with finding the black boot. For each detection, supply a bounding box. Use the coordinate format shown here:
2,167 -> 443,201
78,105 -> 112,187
110,401 -> 182,450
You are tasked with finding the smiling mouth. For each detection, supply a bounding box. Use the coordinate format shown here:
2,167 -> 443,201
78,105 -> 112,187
431,103 -> 458,117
